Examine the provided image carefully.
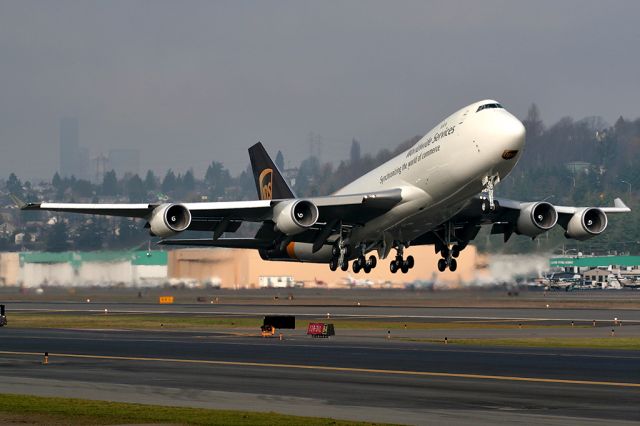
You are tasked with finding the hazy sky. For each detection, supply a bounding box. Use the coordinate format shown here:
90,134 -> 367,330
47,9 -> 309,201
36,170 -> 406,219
1,1 -> 639,180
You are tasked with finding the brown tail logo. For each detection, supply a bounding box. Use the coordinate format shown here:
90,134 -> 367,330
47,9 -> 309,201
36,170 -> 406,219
259,168 -> 273,200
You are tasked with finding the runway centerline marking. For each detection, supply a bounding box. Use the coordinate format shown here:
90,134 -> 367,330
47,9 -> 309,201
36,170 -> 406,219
1,350 -> 639,389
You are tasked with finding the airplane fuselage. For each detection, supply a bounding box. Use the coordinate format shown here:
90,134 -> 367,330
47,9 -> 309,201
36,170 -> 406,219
334,99 -> 525,254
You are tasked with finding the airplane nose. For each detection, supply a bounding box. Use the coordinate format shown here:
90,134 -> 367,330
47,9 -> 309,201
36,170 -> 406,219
488,113 -> 525,162
499,114 -> 526,151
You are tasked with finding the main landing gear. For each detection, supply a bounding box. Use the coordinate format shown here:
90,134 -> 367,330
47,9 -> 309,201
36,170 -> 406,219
329,243 -> 350,272
436,221 -> 466,272
353,254 -> 377,274
389,244 -> 414,274
437,244 -> 460,272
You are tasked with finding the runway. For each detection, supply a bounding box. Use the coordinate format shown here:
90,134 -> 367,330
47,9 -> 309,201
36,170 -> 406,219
0,327 -> 638,425
8,300 -> 640,323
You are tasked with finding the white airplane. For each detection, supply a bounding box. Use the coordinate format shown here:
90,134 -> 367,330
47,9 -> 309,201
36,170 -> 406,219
343,275 -> 375,288
14,100 -> 631,274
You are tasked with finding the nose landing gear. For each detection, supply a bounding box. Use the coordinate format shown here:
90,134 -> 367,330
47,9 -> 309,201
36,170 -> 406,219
481,174 -> 500,211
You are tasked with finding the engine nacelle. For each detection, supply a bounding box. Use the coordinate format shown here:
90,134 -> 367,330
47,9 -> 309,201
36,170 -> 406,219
565,208 -> 608,241
148,203 -> 192,238
273,199 -> 319,236
259,242 -> 333,263
516,201 -> 558,237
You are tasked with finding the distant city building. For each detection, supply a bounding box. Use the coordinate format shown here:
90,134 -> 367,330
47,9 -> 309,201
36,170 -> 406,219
59,117 -> 90,180
108,149 -> 140,178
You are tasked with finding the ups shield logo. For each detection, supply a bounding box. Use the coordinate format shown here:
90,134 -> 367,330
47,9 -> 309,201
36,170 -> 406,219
502,150 -> 519,160
259,168 -> 273,200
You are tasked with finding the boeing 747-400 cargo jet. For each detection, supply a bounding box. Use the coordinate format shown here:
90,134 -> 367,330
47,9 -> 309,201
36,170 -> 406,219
14,100 -> 631,273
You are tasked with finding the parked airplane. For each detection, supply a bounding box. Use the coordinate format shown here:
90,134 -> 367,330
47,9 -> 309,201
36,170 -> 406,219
14,100 -> 631,274
343,276 -> 375,288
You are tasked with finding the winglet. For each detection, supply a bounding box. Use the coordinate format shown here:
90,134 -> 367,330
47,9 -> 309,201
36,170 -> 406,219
9,194 -> 40,210
9,194 -> 27,209
614,198 -> 629,209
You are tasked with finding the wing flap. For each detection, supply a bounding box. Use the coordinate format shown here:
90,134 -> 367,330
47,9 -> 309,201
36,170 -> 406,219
159,238 -> 272,249
21,202 -> 155,218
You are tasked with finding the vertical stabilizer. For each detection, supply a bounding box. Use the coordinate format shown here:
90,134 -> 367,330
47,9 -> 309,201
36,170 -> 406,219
248,142 -> 296,200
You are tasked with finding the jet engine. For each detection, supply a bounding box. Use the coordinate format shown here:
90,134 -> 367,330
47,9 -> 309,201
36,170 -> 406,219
273,200 -> 319,235
564,208 -> 608,240
516,202 -> 558,237
148,203 -> 192,238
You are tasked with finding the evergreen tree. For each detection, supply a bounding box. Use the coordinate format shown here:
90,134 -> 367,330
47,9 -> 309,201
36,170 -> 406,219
161,169 -> 177,193
350,138 -> 361,164
144,170 -> 157,191
126,174 -> 146,202
182,169 -> 196,192
6,173 -> 23,197
52,172 -> 62,189
205,161 -> 231,200
522,103 -> 544,139
102,170 -> 118,196
45,221 -> 71,252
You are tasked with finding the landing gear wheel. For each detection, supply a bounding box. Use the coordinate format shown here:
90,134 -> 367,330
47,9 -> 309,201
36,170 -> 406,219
390,260 -> 399,274
451,246 -> 460,258
406,255 -> 414,269
368,255 -> 377,269
340,260 -> 349,272
329,258 -> 338,271
401,262 -> 410,274
332,245 -> 340,258
441,247 -> 450,259
352,261 -> 361,273
437,258 -> 447,272
363,264 -> 371,274
449,258 -> 458,272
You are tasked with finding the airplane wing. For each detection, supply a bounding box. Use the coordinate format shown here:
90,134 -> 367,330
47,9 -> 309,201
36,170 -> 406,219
13,188 -> 404,246
410,196 -> 631,247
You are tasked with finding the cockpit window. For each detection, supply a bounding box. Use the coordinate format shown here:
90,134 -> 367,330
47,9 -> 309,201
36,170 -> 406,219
476,103 -> 503,112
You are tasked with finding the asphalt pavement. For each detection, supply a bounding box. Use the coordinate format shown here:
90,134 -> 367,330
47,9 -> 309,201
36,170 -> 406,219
0,327 -> 638,425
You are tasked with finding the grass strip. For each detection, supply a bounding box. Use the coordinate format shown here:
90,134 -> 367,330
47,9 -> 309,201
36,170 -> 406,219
0,393 -> 390,425
7,312 -> 583,331
400,337 -> 640,350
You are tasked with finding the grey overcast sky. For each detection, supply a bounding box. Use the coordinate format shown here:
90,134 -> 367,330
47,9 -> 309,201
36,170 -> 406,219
1,0 -> 639,180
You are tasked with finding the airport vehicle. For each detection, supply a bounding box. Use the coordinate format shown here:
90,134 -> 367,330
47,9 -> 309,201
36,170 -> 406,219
14,100 -> 631,274
0,305 -> 6,327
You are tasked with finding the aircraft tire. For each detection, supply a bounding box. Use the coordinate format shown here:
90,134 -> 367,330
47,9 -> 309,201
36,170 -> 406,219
437,258 -> 447,272
340,261 -> 349,272
368,255 -> 377,269
401,263 -> 410,274
390,260 -> 398,274
329,258 -> 338,271
449,258 -> 458,272
406,255 -> 414,269
353,261 -> 361,273
363,264 -> 371,274
452,246 -> 460,258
